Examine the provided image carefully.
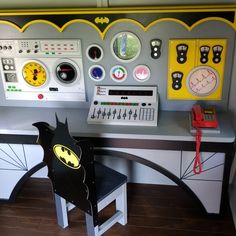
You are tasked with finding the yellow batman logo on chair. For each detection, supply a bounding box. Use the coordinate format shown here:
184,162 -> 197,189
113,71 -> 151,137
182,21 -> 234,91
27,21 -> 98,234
53,144 -> 81,169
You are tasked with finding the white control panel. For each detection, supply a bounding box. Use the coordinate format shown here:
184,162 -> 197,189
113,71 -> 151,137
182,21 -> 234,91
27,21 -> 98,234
0,39 -> 85,102
87,86 -> 159,126
0,39 -> 81,56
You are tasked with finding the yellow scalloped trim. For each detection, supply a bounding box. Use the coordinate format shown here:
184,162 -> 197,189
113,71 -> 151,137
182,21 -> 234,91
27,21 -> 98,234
0,16 -> 235,38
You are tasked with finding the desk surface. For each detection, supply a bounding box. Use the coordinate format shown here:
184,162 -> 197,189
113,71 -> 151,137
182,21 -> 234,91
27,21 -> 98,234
0,106 -> 234,143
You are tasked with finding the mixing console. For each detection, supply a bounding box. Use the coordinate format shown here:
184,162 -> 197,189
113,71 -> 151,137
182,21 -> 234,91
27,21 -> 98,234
87,86 -> 158,126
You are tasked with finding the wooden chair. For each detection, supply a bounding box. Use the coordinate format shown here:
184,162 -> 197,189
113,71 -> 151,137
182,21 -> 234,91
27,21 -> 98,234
33,117 -> 127,236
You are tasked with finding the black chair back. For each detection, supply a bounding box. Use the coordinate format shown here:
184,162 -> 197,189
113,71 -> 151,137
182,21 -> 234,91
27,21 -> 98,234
33,116 -> 98,223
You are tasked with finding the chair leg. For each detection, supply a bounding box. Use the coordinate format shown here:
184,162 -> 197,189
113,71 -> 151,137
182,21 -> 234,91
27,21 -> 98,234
54,193 -> 69,228
85,213 -> 99,236
116,183 -> 128,225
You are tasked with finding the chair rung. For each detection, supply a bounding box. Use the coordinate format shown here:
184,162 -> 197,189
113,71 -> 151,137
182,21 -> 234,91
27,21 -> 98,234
98,185 -> 123,211
66,202 -> 76,212
98,211 -> 123,236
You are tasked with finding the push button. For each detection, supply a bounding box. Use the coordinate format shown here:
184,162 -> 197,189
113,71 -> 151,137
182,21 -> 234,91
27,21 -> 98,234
38,94 -> 44,100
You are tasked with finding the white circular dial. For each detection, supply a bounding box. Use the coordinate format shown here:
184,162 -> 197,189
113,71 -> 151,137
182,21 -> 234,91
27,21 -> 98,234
186,66 -> 220,96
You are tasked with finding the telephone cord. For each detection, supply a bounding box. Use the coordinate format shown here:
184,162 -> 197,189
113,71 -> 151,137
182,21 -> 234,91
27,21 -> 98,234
193,128 -> 202,175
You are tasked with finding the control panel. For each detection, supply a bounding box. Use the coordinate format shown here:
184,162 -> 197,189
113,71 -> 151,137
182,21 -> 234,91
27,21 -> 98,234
0,39 -> 81,56
0,39 -> 85,102
87,86 -> 158,126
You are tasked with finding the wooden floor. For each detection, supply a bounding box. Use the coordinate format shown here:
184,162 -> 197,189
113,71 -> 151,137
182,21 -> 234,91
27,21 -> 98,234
0,178 -> 236,236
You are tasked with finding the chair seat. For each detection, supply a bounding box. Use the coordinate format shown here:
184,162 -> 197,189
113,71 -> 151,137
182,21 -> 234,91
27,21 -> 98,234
95,162 -> 127,203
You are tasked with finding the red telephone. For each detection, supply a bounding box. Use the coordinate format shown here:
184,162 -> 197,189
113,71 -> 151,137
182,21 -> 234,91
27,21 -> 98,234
192,104 -> 218,129
191,104 -> 219,175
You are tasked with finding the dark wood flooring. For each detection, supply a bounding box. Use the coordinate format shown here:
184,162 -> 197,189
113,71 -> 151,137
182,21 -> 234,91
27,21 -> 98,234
0,178 -> 236,236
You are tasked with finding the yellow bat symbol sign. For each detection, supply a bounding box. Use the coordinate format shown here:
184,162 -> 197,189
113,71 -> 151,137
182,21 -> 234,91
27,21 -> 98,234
53,144 -> 81,169
94,17 -> 109,24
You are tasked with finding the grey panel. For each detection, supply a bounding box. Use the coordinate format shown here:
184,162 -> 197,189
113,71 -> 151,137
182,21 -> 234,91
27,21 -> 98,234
0,16 -> 234,111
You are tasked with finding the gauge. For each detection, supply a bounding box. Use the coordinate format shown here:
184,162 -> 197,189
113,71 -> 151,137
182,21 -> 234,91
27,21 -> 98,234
87,44 -> 103,62
22,60 -> 47,87
110,65 -> 127,82
186,66 -> 220,96
89,65 -> 105,81
133,65 -> 151,82
56,62 -> 77,84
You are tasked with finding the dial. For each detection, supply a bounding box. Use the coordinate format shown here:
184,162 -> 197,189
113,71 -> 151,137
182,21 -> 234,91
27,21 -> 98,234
133,65 -> 151,82
22,61 -> 47,87
87,44 -> 103,62
89,65 -> 105,81
56,62 -> 77,84
110,65 -> 127,82
186,66 -> 220,96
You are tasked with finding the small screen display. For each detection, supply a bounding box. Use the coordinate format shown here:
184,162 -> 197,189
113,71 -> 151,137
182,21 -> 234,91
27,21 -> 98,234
108,90 -> 153,96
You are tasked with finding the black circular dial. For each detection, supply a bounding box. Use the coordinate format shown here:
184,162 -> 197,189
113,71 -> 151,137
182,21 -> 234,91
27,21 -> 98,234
56,62 -> 77,84
87,45 -> 103,61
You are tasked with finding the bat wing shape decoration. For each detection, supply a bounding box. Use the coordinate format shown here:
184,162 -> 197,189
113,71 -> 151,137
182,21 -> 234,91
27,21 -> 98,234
32,115 -> 94,215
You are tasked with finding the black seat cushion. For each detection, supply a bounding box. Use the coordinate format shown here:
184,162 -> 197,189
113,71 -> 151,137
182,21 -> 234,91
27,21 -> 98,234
95,162 -> 127,203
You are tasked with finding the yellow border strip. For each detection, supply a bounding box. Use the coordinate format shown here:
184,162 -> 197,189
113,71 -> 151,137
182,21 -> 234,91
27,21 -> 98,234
0,5 -> 236,14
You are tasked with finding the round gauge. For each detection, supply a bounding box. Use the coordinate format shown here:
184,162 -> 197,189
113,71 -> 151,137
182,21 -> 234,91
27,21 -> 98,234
87,44 -> 103,62
186,66 -> 220,96
133,65 -> 151,82
89,65 -> 105,82
111,32 -> 141,63
110,65 -> 127,82
56,62 -> 77,84
22,60 -> 47,87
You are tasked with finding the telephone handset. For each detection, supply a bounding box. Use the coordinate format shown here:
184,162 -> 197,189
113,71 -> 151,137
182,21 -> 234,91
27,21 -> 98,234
191,104 -> 219,175
192,104 -> 218,129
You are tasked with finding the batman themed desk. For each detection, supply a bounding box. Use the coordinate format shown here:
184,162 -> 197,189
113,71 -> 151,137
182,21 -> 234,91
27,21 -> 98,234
0,107 -> 235,215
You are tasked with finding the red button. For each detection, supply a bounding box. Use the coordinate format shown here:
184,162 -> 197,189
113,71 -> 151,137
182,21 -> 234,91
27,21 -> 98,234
38,94 -> 44,100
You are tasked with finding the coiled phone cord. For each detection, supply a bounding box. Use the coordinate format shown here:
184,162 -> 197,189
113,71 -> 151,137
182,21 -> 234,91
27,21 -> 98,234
194,128 -> 202,175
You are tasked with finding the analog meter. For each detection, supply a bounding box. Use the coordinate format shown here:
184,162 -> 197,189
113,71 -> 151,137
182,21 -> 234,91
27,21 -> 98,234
22,60 -> 47,87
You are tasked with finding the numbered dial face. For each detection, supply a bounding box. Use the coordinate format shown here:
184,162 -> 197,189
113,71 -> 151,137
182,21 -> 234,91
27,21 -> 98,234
22,61 -> 47,87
